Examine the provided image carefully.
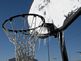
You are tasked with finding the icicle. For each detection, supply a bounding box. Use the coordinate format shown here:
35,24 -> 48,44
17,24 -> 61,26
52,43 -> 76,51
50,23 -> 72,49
44,38 -> 47,46
38,39 -> 41,51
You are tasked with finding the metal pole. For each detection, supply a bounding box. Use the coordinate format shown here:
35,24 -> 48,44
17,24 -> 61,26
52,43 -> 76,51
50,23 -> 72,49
58,31 -> 69,61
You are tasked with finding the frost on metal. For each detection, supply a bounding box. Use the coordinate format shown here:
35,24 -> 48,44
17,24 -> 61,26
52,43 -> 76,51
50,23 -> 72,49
28,0 -> 81,35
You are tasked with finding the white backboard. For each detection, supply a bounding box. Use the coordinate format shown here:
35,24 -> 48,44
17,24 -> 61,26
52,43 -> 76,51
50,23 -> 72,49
28,0 -> 81,35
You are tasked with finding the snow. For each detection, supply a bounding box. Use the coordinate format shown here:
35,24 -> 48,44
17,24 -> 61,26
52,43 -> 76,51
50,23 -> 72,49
28,0 -> 81,35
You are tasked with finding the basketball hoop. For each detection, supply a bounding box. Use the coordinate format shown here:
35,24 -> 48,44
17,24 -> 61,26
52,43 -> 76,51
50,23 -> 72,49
2,13 -> 48,61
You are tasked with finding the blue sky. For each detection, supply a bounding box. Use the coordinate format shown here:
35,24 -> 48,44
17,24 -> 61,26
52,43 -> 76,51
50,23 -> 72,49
0,0 -> 81,61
